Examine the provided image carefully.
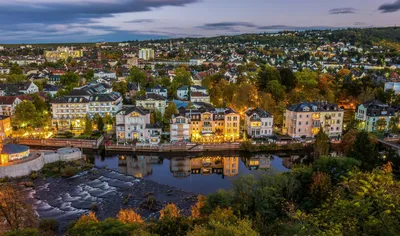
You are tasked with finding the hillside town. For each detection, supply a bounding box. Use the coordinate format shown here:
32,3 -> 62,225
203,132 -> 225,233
0,28 -> 399,149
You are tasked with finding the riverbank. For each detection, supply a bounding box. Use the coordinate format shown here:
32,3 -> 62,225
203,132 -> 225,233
26,168 -> 197,234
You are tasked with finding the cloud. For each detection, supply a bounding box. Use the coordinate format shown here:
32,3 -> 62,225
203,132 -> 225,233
353,22 -> 367,26
378,0 -> 400,13
329,7 -> 356,14
0,0 -> 199,43
197,22 -> 257,30
124,19 -> 157,24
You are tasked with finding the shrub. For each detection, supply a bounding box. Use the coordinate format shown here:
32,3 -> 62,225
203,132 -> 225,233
30,171 -> 39,180
0,176 -> 9,183
240,141 -> 259,152
39,218 -> 59,234
5,228 -> 39,236
60,165 -> 78,178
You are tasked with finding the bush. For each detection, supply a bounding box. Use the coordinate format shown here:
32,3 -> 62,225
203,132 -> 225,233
61,165 -> 78,178
30,171 -> 39,180
240,141 -> 259,152
0,176 -> 9,183
39,218 -> 59,234
5,228 -> 39,236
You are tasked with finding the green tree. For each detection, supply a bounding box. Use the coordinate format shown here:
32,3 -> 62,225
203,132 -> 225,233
60,72 -> 80,86
9,63 -> 23,75
295,69 -> 318,89
257,65 -> 280,91
175,67 -> 192,86
314,129 -> 330,159
349,131 -> 380,171
279,68 -> 296,91
266,80 -> 286,101
128,67 -> 146,88
163,102 -> 178,127
389,115 -> 400,134
97,117 -> 104,132
14,101 -> 41,128
83,115 -> 93,135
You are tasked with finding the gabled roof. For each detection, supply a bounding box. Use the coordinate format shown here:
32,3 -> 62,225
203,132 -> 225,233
136,93 -> 166,101
52,96 -> 89,104
0,96 -> 19,105
117,106 -> 149,116
245,107 -> 272,118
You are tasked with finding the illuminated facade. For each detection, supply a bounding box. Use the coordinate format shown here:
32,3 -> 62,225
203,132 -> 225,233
184,108 -> 240,142
355,100 -> 397,132
0,116 -> 12,139
244,108 -> 274,137
283,102 -> 344,138
44,47 -> 83,62
169,156 -> 239,177
0,144 -> 30,165
170,115 -> 190,142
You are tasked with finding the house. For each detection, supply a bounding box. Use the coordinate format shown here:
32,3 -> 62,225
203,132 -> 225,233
0,82 -> 39,95
0,116 -> 11,139
43,84 -> 60,97
126,82 -> 139,99
145,123 -> 162,144
283,102 -> 344,138
116,106 -> 152,142
177,86 -> 190,100
244,108 -> 274,137
48,75 -> 62,85
0,97 -> 22,116
146,85 -> 167,98
190,92 -> 210,103
355,100 -> 397,132
135,93 -> 167,115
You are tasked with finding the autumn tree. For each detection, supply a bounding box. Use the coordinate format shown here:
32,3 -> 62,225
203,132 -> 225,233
191,195 -> 207,219
83,115 -> 93,135
159,203 -> 180,220
117,209 -> 143,224
0,184 -> 37,230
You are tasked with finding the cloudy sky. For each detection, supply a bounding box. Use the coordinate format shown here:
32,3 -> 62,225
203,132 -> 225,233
0,0 -> 399,43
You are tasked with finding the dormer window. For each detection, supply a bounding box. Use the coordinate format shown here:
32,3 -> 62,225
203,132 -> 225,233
312,106 -> 317,111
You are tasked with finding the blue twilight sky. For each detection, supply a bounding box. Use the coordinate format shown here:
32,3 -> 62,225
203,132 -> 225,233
0,0 -> 399,43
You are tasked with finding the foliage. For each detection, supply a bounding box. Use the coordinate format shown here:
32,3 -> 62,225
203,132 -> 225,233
60,72 -> 80,86
191,195 -> 206,219
60,165 -> 79,177
117,209 -> 143,224
159,203 -> 180,220
69,217 -> 145,236
13,100 -> 41,128
0,184 -> 37,230
313,129 -> 330,159
349,131 -> 380,171
39,218 -> 59,235
187,207 -> 258,236
163,102 -> 178,126
5,228 -> 39,236
83,115 -> 93,136
128,66 -> 146,88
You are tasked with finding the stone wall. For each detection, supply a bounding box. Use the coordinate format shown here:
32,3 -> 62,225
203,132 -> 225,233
0,150 -> 82,178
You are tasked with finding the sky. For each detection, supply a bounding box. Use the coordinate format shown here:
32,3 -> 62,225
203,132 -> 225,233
0,0 -> 399,44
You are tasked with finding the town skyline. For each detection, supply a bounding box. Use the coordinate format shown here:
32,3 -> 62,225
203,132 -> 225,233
0,0 -> 399,43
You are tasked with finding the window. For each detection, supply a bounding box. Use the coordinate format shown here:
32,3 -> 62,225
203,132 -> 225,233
299,122 -> 302,126
298,129 -> 301,132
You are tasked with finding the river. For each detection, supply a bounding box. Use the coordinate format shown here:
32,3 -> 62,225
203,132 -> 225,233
95,152 -> 307,194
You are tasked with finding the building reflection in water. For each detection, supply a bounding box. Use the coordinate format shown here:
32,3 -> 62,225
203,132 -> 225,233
118,155 -> 162,178
117,154 -> 274,179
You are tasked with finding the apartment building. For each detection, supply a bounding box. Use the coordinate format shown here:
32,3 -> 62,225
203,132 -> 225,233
139,48 -> 155,60
51,83 -> 123,130
172,106 -> 240,142
283,102 -> 344,138
146,85 -> 168,98
244,107 -> 274,137
356,100 -> 398,132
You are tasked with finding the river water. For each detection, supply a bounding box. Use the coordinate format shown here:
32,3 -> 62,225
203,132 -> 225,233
95,152 -> 307,194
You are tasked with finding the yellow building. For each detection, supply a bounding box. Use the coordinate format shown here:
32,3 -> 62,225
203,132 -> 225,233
0,116 -> 11,139
189,156 -> 238,177
44,47 -> 83,62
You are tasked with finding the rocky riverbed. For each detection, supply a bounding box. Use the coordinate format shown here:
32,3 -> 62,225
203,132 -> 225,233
25,168 -> 198,234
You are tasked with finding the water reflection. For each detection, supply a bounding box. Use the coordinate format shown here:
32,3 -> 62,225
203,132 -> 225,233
95,153 -> 308,194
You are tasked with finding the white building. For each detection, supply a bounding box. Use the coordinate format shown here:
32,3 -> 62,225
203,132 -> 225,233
135,93 -> 167,115
146,85 -> 168,98
116,106 -> 161,144
244,108 -> 274,137
0,97 -> 22,116
94,71 -> 117,80
139,48 -> 155,61
170,114 -> 190,142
